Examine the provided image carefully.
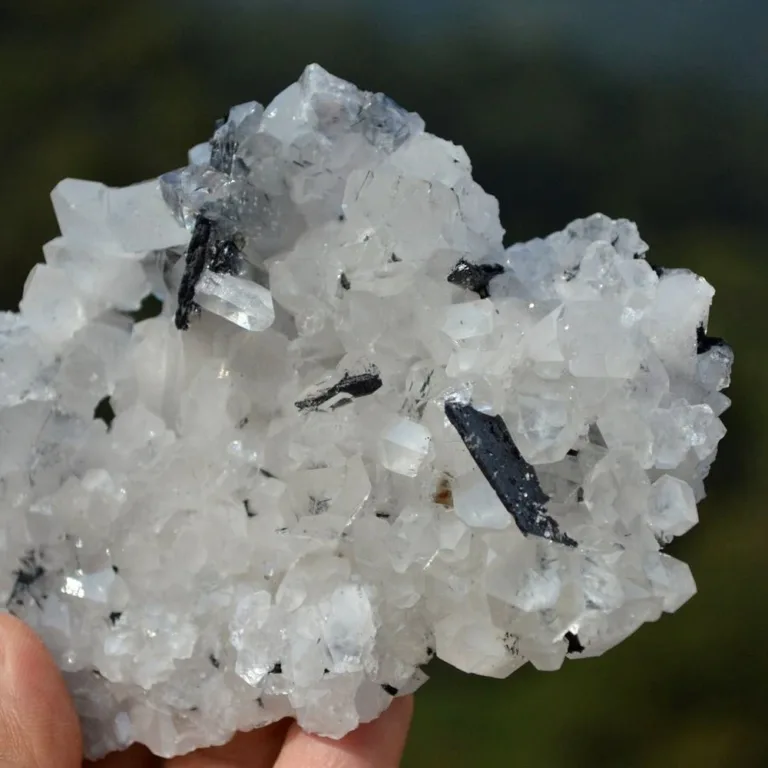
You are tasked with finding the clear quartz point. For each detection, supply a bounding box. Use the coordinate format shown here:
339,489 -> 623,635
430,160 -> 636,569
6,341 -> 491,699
195,270 -> 275,332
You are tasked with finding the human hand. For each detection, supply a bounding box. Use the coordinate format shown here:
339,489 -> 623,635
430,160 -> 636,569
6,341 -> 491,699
0,614 -> 413,767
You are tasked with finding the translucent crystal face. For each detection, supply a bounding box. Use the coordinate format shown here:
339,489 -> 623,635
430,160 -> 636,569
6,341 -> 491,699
2,64 -> 731,759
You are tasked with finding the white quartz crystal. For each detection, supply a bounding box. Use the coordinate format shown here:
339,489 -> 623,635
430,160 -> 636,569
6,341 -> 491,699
0,65 -> 731,759
379,418 -> 432,477
195,270 -> 275,332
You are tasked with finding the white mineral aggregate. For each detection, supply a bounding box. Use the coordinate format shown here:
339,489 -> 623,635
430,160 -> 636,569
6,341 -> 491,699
52,178 -> 189,253
0,64 -> 731,759
107,180 -> 191,253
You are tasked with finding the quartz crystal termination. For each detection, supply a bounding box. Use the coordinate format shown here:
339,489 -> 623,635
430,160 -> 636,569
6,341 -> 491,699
1,64 -> 732,760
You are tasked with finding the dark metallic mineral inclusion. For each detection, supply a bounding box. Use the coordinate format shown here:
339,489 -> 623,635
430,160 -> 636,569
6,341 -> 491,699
444,400 -> 577,547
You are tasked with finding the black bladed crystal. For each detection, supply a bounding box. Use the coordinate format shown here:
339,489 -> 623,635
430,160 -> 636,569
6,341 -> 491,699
444,400 -> 577,547
296,367 -> 383,411
175,216 -> 214,330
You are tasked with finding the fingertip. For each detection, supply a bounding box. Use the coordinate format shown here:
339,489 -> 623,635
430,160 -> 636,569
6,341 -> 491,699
275,696 -> 415,768
170,719 -> 291,768
85,742 -> 161,768
341,695 -> 414,755
0,613 -> 82,768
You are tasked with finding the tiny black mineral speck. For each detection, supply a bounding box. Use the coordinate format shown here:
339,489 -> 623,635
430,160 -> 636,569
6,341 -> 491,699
209,654 -> 221,669
381,684 -> 399,696
503,632 -> 519,654
564,265 -> 580,281
94,396 -> 116,429
696,324 -> 731,356
564,631 -> 585,654
270,662 -> 282,675
6,549 -> 46,610
447,258 -> 504,299
308,497 -> 330,515
208,238 -> 241,276
109,612 -> 123,625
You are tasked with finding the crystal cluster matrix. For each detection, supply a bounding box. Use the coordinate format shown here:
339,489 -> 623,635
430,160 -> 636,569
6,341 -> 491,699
1,65 -> 732,758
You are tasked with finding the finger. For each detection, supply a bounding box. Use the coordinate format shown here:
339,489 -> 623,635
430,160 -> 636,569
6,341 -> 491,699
0,613 -> 82,768
273,696 -> 414,768
167,719 -> 291,768
85,743 -> 161,768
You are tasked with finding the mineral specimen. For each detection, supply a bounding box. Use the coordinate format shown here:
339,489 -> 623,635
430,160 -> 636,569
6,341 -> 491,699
1,65 -> 732,759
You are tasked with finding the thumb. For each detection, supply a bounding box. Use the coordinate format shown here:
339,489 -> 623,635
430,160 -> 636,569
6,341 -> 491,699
0,614 -> 82,768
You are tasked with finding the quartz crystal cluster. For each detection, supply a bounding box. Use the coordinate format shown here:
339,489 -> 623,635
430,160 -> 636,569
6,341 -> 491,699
1,65 -> 732,759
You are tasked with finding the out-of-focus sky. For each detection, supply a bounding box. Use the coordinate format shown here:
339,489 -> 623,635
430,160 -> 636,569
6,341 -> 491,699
217,0 -> 768,93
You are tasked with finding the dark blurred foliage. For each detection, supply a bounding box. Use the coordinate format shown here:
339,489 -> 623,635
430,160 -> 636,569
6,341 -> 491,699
1,1 -> 767,765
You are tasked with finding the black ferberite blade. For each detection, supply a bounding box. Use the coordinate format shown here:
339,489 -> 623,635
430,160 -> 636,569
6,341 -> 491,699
296,366 -> 383,411
444,400 -> 577,547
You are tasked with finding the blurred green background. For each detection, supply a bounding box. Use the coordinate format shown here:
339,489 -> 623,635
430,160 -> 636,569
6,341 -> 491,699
2,1 -> 766,765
